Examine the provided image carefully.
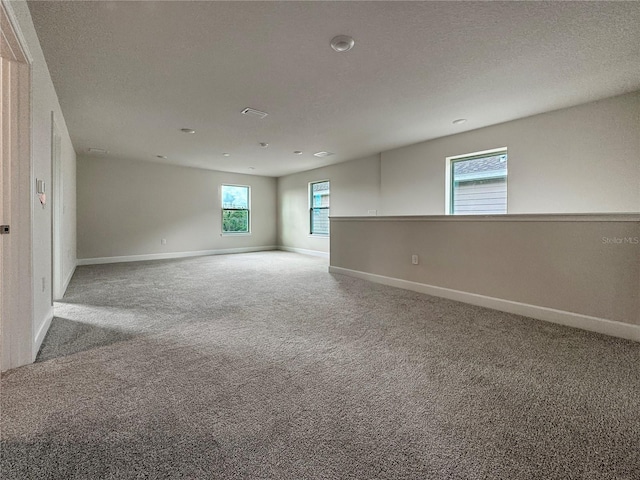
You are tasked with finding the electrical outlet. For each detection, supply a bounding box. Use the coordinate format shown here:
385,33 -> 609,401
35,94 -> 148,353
411,254 -> 419,265
367,209 -> 377,216
161,238 -> 167,245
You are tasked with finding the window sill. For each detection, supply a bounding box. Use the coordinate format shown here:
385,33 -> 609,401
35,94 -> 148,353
221,232 -> 252,236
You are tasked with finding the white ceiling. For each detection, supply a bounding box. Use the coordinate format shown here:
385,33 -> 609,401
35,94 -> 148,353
28,1 -> 640,177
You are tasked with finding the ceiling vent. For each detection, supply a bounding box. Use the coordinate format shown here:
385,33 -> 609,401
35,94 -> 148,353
87,148 -> 108,155
241,107 -> 269,119
313,151 -> 334,158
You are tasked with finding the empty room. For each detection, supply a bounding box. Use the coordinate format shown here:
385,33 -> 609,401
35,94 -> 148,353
1,1 -> 639,479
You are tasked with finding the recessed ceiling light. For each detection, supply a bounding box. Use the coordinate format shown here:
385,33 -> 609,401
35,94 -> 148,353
330,35 -> 355,53
259,142 -> 269,148
180,128 -> 196,134
222,153 -> 230,157
452,119 -> 467,125
313,151 -> 334,158
156,155 -> 167,159
293,151 -> 303,155
241,108 -> 269,119
87,148 -> 108,155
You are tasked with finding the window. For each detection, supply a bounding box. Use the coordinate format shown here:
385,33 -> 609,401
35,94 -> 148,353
221,185 -> 250,234
309,180 -> 330,235
446,148 -> 507,215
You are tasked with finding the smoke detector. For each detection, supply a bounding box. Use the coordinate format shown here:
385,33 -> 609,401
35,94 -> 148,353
330,35 -> 355,53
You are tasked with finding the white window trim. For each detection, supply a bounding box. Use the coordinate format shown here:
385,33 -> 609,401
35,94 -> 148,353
221,184 -> 251,235
309,179 -> 330,237
445,147 -> 507,215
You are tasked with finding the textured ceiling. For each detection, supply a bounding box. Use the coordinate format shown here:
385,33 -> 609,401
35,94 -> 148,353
28,1 -> 640,177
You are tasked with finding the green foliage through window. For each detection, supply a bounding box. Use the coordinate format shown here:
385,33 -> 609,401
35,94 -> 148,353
222,185 -> 250,233
223,210 -> 249,233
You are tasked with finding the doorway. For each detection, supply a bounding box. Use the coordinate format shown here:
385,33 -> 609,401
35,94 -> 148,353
1,1 -> 33,371
51,115 -> 63,301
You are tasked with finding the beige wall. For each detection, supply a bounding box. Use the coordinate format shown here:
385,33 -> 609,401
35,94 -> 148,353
330,215 -> 640,335
9,0 -> 77,366
381,92 -> 640,215
277,154 -> 380,254
77,156 -> 276,260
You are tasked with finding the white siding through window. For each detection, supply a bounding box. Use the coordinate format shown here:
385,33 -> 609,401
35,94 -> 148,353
452,178 -> 507,214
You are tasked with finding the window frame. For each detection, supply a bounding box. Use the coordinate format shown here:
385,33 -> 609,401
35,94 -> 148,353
445,147 -> 508,215
309,180 -> 330,237
221,184 -> 251,235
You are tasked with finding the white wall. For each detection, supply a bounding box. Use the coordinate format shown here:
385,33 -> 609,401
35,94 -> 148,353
77,156 -> 277,261
10,0 -> 77,360
277,93 -> 639,255
60,131 -> 76,290
277,154 -> 381,255
381,92 -> 640,215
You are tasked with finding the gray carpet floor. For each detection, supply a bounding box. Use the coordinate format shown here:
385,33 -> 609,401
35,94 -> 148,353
1,251 -> 639,479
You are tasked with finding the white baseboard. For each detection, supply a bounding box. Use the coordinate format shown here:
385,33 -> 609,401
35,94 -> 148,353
328,266 -> 640,343
77,246 -> 278,266
33,306 -> 54,361
278,246 -> 329,259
